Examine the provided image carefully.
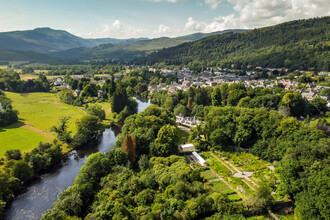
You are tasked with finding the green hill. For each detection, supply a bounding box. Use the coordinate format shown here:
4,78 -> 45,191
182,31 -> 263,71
140,17 -> 330,71
0,48 -> 56,62
0,27 -> 95,54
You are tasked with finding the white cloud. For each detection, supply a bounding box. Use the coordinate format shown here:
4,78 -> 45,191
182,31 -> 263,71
204,0 -> 223,9
156,24 -> 171,34
186,0 -> 330,33
101,20 -> 147,38
152,0 -> 187,2
184,17 -> 207,31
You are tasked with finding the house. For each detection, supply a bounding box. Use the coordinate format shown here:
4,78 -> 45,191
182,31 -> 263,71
179,144 -> 195,152
301,92 -> 315,101
73,90 -> 81,97
0,102 -> 3,111
53,77 -> 64,86
98,90 -> 106,97
192,151 -> 208,167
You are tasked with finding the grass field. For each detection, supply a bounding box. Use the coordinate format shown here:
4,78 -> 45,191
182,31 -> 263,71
0,123 -> 47,157
0,92 -> 92,157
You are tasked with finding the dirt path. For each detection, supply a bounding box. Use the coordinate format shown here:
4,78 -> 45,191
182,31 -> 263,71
210,152 -> 236,174
210,151 -> 259,191
209,168 -> 244,199
21,124 -> 55,142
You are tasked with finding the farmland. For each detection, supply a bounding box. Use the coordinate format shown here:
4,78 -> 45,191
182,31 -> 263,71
0,92 -> 111,156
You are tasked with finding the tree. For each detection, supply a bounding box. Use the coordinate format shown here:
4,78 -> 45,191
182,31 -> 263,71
152,125 -> 178,157
59,88 -> 75,105
74,115 -> 100,146
10,161 -> 34,182
86,105 -> 105,120
122,134 -> 136,165
82,83 -> 98,97
5,149 -> 21,160
50,116 -> 72,143
212,86 -> 222,106
310,97 -> 327,115
281,92 -> 305,116
247,184 -> 274,209
111,85 -> 128,114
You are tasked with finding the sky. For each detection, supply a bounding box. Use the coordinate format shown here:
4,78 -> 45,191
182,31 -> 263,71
0,0 -> 329,39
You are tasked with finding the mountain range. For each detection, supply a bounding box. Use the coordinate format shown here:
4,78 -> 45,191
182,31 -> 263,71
0,28 -> 246,63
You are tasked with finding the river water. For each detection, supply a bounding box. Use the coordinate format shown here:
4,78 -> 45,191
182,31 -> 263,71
4,99 -> 151,220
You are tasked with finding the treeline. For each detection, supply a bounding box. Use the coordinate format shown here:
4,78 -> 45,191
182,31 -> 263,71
0,70 -> 50,92
41,105 -> 249,219
140,17 -> 330,71
189,106 -> 330,219
151,83 -> 328,119
0,142 -> 63,218
0,91 -> 18,127
17,64 -> 126,76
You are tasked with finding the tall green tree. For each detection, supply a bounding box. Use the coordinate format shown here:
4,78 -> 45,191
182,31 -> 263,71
152,125 -> 178,157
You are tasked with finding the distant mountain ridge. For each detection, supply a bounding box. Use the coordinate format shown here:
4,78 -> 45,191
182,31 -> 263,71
52,29 -> 247,61
0,27 -> 247,62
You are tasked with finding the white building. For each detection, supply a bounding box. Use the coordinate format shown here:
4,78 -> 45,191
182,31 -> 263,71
192,151 -> 208,167
0,102 -> 3,111
179,144 -> 195,152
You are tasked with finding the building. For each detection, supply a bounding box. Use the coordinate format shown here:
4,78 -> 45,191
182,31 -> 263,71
192,151 -> 208,167
0,102 -> 2,111
179,144 -> 195,152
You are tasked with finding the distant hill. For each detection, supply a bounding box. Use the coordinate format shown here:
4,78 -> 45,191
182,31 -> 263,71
0,28 -> 95,54
139,17 -> 330,71
0,47 -> 57,62
53,29 -> 247,61
88,37 -> 149,46
0,28 -> 246,63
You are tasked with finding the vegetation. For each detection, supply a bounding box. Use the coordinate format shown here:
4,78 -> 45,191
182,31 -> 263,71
142,17 -> 330,71
0,141 -> 64,218
0,70 -> 50,92
0,91 -> 18,127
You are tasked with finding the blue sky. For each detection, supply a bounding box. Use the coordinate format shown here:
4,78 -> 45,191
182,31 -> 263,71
1,0 -> 329,39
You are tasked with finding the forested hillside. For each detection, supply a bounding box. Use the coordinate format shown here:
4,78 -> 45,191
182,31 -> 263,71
141,17 -> 330,71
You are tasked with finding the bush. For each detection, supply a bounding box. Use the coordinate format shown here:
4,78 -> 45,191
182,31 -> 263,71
85,105 -> 105,120
5,149 -> 21,160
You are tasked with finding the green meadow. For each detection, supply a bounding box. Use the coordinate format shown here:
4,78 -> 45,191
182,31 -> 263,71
0,92 -> 93,156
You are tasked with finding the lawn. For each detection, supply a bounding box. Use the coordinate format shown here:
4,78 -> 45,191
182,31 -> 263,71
0,92 -> 91,157
201,169 -> 218,181
5,92 -> 87,133
0,123 -> 47,156
210,181 -> 231,192
176,128 -> 189,145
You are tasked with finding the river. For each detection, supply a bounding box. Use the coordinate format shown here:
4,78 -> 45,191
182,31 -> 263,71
4,99 -> 151,220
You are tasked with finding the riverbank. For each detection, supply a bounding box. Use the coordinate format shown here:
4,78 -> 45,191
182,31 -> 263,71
3,99 -> 151,220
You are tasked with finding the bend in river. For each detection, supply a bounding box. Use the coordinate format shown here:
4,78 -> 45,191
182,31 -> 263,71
4,99 -> 151,220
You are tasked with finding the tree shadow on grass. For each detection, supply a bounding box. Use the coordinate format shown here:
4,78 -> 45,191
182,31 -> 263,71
0,121 -> 26,132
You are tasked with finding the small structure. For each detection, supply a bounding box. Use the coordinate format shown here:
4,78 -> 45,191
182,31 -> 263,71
192,151 -> 208,167
179,143 -> 195,152
0,102 -> 3,111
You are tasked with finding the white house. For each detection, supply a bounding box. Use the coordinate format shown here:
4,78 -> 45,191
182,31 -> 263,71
0,102 -> 3,111
192,151 -> 208,167
179,144 -> 195,152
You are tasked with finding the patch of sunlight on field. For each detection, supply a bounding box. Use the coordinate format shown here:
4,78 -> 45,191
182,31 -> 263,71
5,92 -> 88,133
0,123 -> 46,157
